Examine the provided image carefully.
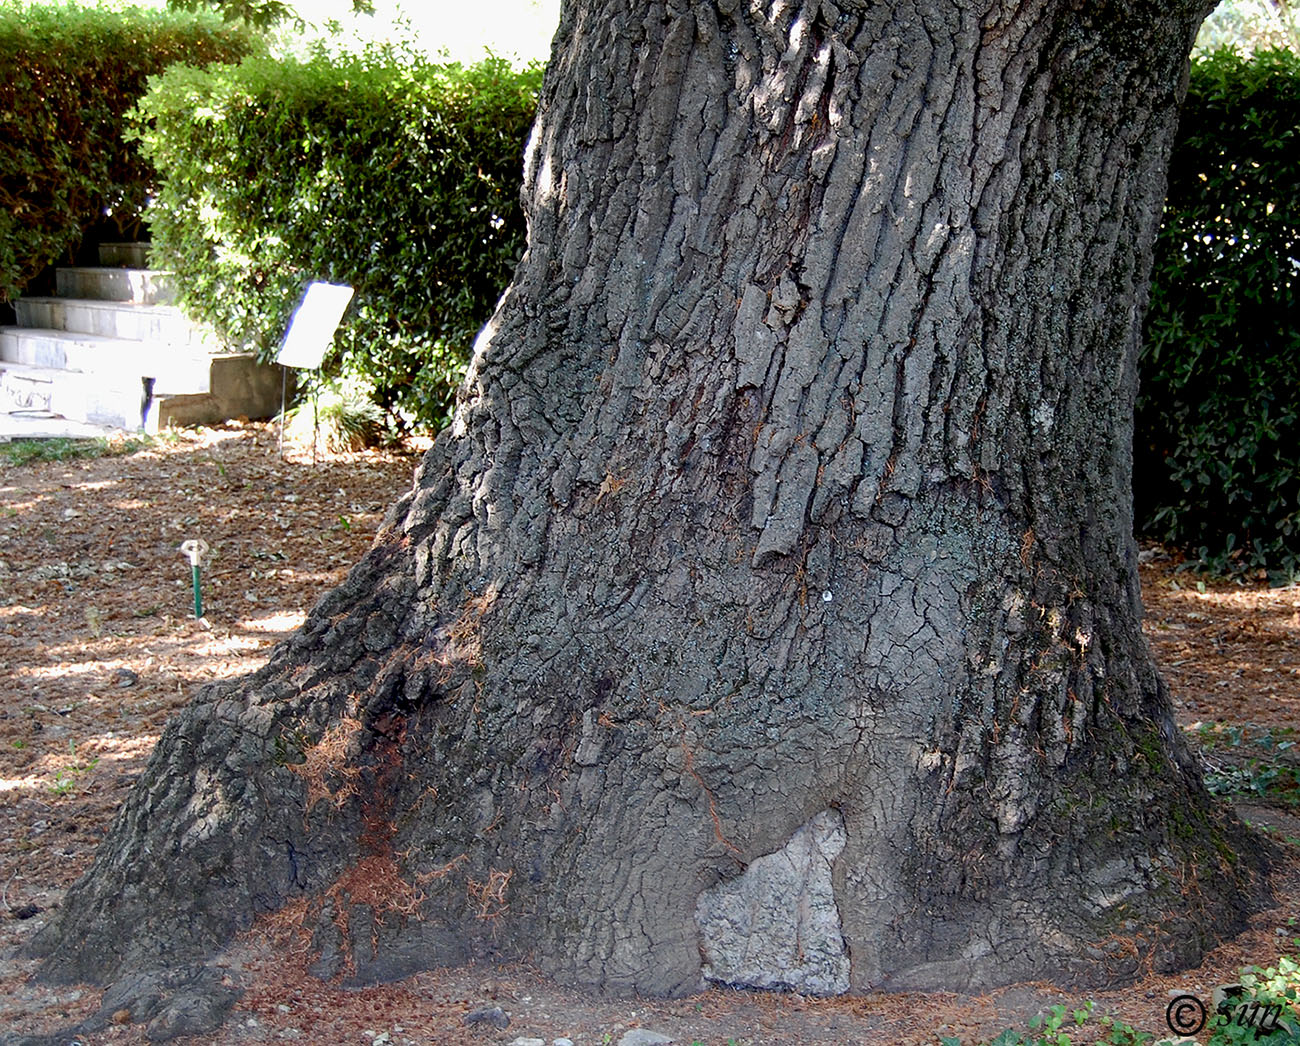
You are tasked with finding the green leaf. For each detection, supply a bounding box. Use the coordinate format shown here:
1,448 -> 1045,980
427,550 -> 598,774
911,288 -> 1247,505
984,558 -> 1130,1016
135,48 -> 541,433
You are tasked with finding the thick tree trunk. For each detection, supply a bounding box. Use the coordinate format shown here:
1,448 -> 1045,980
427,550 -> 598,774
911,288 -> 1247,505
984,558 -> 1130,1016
34,0 -> 1267,998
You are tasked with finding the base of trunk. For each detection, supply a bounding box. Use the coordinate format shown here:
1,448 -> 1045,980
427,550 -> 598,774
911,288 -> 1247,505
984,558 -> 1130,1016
25,525 -> 1272,1000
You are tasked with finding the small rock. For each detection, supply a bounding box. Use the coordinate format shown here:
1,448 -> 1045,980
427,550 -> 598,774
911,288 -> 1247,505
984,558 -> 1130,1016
114,668 -> 139,688
553,1039 -> 576,1046
373,1034 -> 392,1045
507,1039 -> 545,1046
464,1005 -> 510,1030
619,1031 -> 675,1046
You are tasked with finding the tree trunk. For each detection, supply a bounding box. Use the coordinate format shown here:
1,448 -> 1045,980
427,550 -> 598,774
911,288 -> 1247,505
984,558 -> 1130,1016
33,0 -> 1268,997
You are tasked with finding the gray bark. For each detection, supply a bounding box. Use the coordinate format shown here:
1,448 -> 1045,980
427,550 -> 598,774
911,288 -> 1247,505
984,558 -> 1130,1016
31,0 -> 1268,1000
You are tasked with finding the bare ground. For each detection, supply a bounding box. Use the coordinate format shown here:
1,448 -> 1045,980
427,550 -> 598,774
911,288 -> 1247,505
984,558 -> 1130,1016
1,423 -> 1297,1046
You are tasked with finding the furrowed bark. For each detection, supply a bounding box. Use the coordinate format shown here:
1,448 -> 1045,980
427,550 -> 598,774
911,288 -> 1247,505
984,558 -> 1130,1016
32,0 -> 1268,997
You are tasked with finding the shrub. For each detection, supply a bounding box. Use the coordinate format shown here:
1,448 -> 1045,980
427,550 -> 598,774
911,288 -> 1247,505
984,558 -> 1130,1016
282,375 -> 384,454
132,48 -> 541,432
1136,47 -> 1300,576
0,1 -> 256,302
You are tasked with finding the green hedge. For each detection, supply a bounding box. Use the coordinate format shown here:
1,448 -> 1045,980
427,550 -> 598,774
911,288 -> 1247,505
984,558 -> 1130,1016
1136,47 -> 1300,576
0,2 -> 255,302
133,49 -> 541,431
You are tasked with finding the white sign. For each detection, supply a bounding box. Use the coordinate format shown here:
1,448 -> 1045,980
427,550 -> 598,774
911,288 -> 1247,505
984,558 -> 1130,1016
275,282 -> 355,370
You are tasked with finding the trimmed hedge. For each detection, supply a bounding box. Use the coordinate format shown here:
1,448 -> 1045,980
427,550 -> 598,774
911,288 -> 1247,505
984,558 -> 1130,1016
1136,47 -> 1300,575
132,49 -> 541,431
0,2 -> 255,302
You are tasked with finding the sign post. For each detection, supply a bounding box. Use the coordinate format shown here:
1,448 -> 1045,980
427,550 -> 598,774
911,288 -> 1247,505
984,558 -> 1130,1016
275,281 -> 355,461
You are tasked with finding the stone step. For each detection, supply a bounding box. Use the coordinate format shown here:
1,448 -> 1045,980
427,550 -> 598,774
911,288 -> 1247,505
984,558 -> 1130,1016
98,242 -> 151,268
55,266 -> 175,305
0,410 -> 120,442
0,328 -> 212,392
13,297 -> 216,346
159,354 -> 285,430
0,354 -> 283,434
0,361 -> 149,430
4,241 -> 282,432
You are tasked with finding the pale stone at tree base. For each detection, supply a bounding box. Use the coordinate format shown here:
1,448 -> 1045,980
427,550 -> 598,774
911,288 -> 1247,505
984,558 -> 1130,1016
697,809 -> 850,994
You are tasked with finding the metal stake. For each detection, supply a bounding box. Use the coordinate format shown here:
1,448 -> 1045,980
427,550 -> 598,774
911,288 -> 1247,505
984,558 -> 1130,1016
180,539 -> 209,619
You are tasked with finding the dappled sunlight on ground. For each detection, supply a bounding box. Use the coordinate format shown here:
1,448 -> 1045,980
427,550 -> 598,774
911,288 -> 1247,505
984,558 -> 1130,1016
240,610 -> 309,633
0,422 -> 421,981
1141,552 -> 1300,733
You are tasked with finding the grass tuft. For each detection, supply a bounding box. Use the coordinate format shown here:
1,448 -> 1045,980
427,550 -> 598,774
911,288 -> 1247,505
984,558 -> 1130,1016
0,433 -> 152,467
